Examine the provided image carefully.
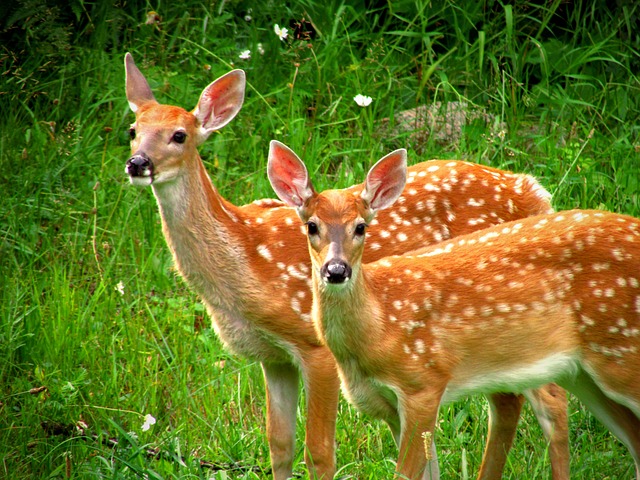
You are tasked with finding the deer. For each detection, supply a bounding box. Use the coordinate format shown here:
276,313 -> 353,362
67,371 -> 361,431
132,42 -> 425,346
123,52 -> 571,479
268,142 -> 640,479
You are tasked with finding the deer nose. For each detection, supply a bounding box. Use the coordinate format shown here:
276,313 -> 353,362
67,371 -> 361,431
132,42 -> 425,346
322,261 -> 352,284
126,153 -> 152,177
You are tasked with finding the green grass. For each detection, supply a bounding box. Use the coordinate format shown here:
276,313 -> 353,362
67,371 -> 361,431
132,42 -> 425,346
1,0 -> 640,478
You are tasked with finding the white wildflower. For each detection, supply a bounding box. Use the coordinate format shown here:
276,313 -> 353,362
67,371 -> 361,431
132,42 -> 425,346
141,414 -> 156,432
354,94 -> 373,107
239,50 -> 251,60
274,24 -> 288,41
257,43 -> 265,55
115,281 -> 125,296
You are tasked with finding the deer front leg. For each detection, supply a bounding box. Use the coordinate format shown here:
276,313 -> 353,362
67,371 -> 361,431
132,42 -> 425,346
524,384 -> 570,480
478,393 -> 526,480
262,362 -> 300,480
300,346 -> 340,479
396,388 -> 443,480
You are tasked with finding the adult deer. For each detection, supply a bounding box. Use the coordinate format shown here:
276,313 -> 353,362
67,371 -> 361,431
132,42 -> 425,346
124,52 -> 569,479
268,143 -> 640,479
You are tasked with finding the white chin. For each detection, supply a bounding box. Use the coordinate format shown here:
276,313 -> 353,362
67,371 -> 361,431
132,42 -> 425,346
129,176 -> 153,187
322,279 -> 352,292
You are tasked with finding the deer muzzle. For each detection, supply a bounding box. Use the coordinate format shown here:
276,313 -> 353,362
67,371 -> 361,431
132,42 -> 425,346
321,260 -> 352,284
126,153 -> 153,179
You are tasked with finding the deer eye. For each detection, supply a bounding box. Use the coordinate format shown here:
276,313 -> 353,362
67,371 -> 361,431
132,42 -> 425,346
172,131 -> 187,143
129,128 -> 136,140
354,223 -> 367,237
307,221 -> 319,236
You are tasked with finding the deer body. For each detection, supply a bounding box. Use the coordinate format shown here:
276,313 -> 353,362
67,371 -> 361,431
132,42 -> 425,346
125,53 -> 570,479
268,144 -> 640,479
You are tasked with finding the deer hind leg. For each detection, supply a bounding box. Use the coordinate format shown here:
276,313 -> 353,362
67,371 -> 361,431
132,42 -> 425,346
478,393 -> 524,480
262,362 -> 300,480
477,393 -> 526,480
524,384 -> 570,480
563,368 -> 640,478
478,384 -> 569,480
299,347 -> 341,479
478,386 -> 569,480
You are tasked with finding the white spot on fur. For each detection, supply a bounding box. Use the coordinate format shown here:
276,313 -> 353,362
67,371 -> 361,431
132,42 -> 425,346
257,244 -> 273,261
291,298 -> 302,314
496,303 -> 511,313
581,315 -> 595,326
286,265 -> 308,281
467,198 -> 485,207
612,248 -> 625,261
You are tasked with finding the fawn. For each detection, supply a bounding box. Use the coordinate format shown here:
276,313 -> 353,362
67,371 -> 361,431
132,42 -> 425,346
268,143 -> 640,479
124,52 -> 569,479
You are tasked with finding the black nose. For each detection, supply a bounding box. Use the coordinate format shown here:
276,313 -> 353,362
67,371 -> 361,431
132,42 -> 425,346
126,153 -> 151,177
322,261 -> 352,284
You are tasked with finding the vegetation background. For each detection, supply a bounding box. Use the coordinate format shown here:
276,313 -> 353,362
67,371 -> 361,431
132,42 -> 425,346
1,0 -> 639,478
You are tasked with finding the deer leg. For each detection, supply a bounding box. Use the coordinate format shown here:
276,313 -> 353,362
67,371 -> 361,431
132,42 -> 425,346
563,369 -> 640,478
262,362 -> 300,480
524,384 -> 570,480
300,347 -> 340,479
477,392 -> 526,480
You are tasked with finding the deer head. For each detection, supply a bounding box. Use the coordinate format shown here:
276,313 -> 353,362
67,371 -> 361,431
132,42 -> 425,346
268,140 -> 407,288
124,53 -> 245,186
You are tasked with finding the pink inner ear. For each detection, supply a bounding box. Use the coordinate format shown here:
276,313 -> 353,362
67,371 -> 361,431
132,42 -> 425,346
268,142 -> 315,208
274,154 -> 306,185
194,70 -> 245,133
363,149 -> 407,211
274,180 -> 302,207
371,185 -> 396,208
198,98 -> 214,126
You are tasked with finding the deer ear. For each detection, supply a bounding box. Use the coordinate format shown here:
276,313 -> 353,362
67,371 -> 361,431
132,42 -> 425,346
361,149 -> 407,214
267,141 -> 316,213
193,69 -> 246,140
125,53 -> 157,112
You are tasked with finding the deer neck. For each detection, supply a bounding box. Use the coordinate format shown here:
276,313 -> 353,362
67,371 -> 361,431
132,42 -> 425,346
150,159 -> 253,310
312,267 -> 383,363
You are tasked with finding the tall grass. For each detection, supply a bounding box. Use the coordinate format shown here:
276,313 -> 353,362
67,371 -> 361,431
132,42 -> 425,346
1,0 -> 639,478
